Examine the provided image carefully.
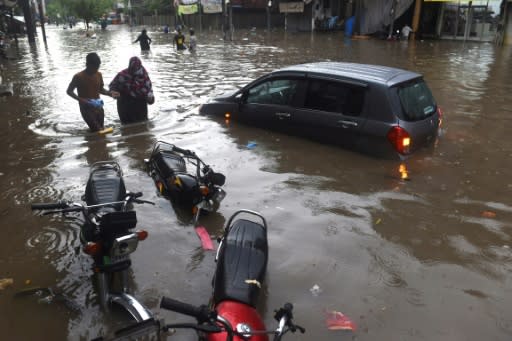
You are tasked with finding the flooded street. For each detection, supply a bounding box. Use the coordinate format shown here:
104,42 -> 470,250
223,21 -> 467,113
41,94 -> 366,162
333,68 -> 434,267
1,25 -> 512,340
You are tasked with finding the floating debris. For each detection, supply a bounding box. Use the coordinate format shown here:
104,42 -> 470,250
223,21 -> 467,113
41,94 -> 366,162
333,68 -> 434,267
310,284 -> 322,296
325,310 -> 357,331
0,278 -> 13,290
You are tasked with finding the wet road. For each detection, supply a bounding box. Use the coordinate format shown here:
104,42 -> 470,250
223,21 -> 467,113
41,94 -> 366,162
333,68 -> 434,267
1,25 -> 512,340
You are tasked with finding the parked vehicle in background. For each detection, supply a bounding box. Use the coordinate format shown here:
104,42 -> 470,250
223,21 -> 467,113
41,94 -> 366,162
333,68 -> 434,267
199,62 -> 442,159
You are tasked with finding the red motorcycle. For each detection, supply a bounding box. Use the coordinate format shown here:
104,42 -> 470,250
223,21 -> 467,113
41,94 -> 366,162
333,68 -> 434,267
159,209 -> 305,340
92,210 -> 304,341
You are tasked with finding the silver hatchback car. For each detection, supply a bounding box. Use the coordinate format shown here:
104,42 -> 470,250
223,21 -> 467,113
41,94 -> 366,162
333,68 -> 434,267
199,62 -> 442,159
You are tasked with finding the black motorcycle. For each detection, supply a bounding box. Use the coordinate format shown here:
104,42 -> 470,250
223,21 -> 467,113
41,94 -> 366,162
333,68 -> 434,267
144,141 -> 226,223
31,161 -> 154,322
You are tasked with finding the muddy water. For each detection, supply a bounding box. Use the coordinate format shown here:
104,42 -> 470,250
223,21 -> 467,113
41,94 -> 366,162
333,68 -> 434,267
1,25 -> 512,340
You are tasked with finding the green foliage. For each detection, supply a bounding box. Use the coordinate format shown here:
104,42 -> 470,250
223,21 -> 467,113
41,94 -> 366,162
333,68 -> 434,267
46,0 -> 71,20
71,0 -> 114,25
46,0 -> 114,25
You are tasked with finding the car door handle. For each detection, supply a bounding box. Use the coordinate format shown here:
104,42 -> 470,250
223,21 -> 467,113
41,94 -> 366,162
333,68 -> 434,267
275,112 -> 291,119
337,120 -> 358,128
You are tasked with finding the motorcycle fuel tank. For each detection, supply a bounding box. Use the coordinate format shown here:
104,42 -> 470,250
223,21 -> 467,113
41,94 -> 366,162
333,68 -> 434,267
209,300 -> 268,341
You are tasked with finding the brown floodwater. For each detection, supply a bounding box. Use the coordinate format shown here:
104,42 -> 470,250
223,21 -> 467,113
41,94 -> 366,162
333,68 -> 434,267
1,24 -> 512,341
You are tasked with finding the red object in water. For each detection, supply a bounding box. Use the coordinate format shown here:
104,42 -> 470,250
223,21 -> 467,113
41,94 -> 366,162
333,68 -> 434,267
195,226 -> 214,250
208,300 -> 269,341
325,310 -> 357,331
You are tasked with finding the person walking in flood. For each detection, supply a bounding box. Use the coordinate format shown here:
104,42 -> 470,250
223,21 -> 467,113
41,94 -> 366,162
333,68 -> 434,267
109,56 -> 154,124
66,52 -> 119,132
188,28 -> 197,53
134,29 -> 152,51
173,27 -> 186,50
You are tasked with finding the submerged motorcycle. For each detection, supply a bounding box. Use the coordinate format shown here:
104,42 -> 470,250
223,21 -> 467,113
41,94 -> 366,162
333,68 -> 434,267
159,209 -> 305,340
31,161 -> 154,322
144,141 -> 226,223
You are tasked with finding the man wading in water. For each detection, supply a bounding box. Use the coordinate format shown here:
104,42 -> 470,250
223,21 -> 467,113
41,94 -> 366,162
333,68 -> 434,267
66,52 -> 119,132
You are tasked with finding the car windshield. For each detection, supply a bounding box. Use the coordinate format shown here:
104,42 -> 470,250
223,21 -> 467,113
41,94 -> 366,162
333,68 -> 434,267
398,79 -> 437,121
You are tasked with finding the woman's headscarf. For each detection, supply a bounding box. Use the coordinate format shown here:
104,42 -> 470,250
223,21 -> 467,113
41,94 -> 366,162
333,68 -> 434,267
109,56 -> 153,99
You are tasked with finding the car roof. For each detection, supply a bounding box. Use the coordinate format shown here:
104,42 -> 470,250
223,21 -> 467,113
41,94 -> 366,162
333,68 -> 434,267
276,62 -> 422,87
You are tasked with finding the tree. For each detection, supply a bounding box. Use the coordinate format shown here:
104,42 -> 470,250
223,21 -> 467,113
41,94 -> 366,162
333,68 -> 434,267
71,0 -> 113,29
46,0 -> 71,24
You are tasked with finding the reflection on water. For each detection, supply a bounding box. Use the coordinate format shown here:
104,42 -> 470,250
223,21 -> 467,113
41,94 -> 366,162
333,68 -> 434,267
1,25 -> 512,340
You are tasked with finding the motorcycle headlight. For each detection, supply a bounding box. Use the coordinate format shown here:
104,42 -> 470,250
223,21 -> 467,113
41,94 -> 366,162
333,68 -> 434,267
212,188 -> 226,203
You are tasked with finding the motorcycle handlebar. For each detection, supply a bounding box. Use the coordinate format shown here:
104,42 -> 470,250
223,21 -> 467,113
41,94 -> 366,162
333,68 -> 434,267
160,297 -> 212,323
130,192 -> 143,199
31,202 -> 69,210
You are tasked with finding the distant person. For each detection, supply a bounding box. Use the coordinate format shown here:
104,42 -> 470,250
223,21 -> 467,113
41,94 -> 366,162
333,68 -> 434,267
188,28 -> 197,52
401,25 -> 413,40
0,33 -> 7,59
109,56 -> 154,124
163,24 -> 169,34
66,52 -> 119,132
173,28 -> 186,50
134,29 -> 152,51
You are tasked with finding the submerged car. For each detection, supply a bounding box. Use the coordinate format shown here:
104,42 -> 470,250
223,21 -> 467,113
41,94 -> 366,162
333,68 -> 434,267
199,62 -> 442,159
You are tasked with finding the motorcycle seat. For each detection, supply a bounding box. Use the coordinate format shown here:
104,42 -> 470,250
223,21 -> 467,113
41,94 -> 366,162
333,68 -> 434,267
152,147 -> 187,176
85,166 -> 126,205
213,218 -> 268,307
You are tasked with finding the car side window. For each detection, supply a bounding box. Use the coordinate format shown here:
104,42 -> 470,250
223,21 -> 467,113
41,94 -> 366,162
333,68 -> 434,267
304,79 -> 365,116
246,79 -> 300,106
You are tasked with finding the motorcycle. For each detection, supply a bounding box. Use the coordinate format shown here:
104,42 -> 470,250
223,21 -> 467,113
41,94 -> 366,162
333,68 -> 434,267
31,161 -> 154,323
158,209 -> 305,340
144,141 -> 226,223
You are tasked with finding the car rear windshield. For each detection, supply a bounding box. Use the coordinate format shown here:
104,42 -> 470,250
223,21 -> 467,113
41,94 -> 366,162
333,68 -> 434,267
397,79 -> 437,121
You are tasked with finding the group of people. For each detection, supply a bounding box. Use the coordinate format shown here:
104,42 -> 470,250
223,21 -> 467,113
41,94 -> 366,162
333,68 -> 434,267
134,26 -> 197,52
68,26 -> 199,133
67,52 -> 154,132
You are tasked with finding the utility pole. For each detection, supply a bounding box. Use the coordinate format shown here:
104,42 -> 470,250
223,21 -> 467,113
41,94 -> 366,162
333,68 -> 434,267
20,0 -> 35,43
222,0 -> 226,40
266,0 -> 272,32
38,0 -> 47,44
411,0 -> 422,40
387,0 -> 397,39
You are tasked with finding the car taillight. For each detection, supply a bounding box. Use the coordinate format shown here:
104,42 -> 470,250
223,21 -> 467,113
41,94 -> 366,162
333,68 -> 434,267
437,106 -> 443,127
137,230 -> 148,241
83,242 -> 102,256
387,126 -> 411,155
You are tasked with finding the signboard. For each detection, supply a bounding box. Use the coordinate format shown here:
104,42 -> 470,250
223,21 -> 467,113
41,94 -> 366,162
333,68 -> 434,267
201,0 -> 222,13
279,1 -> 304,13
231,0 -> 267,9
178,4 -> 198,14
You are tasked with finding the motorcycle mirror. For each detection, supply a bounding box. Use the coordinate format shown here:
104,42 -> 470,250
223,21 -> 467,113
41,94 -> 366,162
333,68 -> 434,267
210,173 -> 226,186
